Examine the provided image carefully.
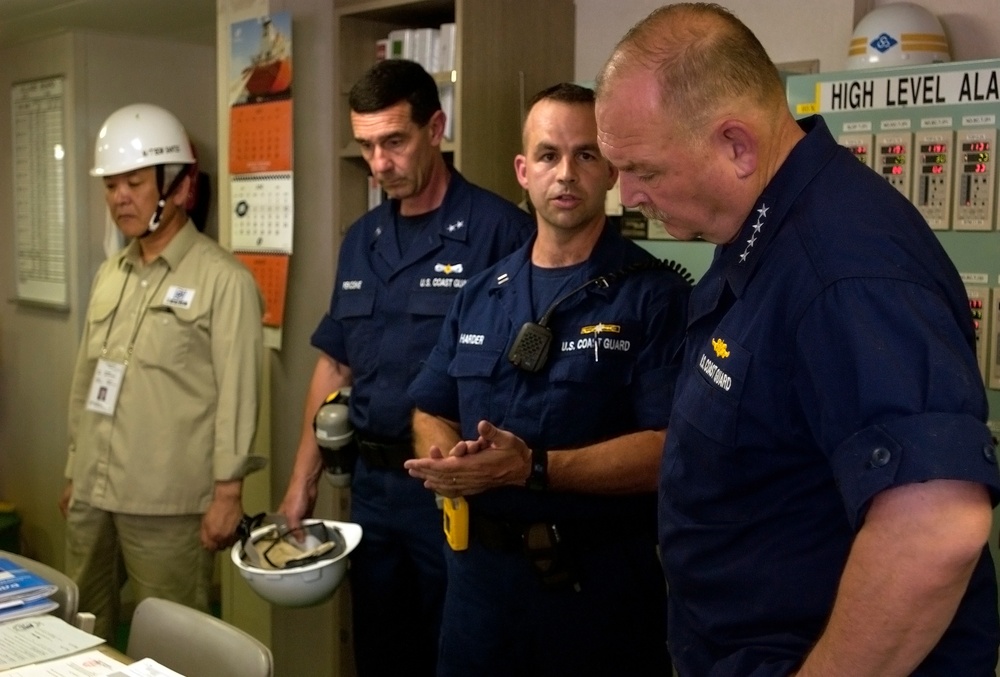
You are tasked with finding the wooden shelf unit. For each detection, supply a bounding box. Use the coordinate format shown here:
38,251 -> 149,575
334,0 -> 575,232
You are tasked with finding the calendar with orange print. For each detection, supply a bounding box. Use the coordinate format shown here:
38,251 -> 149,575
235,252 -> 289,328
230,172 -> 293,253
229,11 -> 294,333
229,99 -> 292,174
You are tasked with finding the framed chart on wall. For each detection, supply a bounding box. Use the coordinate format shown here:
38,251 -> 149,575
11,76 -> 68,308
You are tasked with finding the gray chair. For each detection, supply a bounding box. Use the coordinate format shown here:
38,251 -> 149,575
0,549 -> 81,626
126,597 -> 273,677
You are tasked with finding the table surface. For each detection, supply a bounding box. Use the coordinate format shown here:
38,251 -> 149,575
96,643 -> 134,664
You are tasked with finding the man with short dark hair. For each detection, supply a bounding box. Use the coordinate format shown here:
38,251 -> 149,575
406,83 -> 689,677
278,59 -> 533,676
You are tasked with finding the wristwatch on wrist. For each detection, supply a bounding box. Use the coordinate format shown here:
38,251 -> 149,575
525,447 -> 548,491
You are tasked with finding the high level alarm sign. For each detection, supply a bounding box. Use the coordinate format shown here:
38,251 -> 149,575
821,65 -> 999,112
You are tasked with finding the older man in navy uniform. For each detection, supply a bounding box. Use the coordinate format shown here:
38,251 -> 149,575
279,60 -> 533,677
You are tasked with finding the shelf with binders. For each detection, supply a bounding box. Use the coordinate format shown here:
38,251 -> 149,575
335,0 -> 455,232
333,0 -> 575,233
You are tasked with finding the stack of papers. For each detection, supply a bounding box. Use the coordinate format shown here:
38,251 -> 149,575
2,649 -> 125,676
0,615 -> 104,670
4,650 -> 185,676
0,610 -> 187,675
0,558 -> 59,621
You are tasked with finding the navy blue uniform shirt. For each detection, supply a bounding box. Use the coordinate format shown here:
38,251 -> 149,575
311,170 -> 534,439
661,115 -> 1000,676
410,223 -> 690,523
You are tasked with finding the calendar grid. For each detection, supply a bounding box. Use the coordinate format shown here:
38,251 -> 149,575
230,171 -> 293,254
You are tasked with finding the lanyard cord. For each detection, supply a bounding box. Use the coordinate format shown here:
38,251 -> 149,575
100,262 -> 171,366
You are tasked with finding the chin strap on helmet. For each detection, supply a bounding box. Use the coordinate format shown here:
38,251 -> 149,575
144,164 -> 192,235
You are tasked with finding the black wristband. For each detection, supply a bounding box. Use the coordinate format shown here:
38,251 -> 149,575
526,447 -> 547,491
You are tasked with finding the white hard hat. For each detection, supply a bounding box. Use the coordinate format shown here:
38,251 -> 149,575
231,517 -> 362,607
90,103 -> 195,177
847,3 -> 950,70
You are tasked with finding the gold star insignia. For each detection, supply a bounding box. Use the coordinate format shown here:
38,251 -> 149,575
712,338 -> 730,358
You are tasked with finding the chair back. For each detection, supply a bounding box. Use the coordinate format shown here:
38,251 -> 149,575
0,550 -> 79,624
127,597 -> 273,677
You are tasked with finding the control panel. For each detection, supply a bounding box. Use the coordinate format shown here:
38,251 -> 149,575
953,128 -> 996,231
966,284 -> 991,383
875,131 -> 913,199
913,130 -> 954,230
838,133 -> 875,169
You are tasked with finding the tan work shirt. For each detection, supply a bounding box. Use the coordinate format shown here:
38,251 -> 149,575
66,222 -> 264,514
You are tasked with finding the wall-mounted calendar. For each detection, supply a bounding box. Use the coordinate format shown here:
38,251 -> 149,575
230,172 -> 293,253
229,11 -> 293,329
235,252 -> 288,328
229,99 -> 292,174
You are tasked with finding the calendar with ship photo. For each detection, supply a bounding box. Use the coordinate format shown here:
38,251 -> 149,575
229,12 -> 293,106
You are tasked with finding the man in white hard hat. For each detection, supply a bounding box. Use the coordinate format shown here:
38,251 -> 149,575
59,103 -> 265,640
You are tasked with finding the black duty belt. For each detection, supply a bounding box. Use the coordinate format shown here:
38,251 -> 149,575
470,512 -> 652,554
355,431 -> 412,471
470,512 -> 653,591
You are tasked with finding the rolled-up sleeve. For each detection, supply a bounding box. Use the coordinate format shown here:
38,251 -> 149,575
210,266 -> 265,480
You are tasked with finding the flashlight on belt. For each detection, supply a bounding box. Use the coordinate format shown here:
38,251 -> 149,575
315,389 -> 356,487
442,496 -> 469,551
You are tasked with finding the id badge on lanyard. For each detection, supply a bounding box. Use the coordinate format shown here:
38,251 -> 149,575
85,358 -> 126,415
